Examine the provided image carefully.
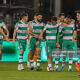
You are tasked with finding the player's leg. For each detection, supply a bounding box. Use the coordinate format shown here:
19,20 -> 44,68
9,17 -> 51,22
27,51 -> 30,68
68,53 -> 73,71
36,39 -> 42,71
47,54 -> 53,71
36,48 -> 42,71
29,37 -> 36,70
27,39 -> 30,68
59,39 -> 62,62
54,40 -> 62,71
30,51 -> 35,70
46,42 -> 53,71
52,42 -> 59,71
34,53 -> 37,67
61,42 -> 67,71
54,48 -> 60,71
75,48 -> 80,71
18,41 -> 26,70
18,49 -> 24,70
68,43 -> 73,71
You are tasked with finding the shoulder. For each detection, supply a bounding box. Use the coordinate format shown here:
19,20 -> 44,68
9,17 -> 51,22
0,21 -> 4,23
40,22 -> 45,26
61,23 -> 67,27
32,20 -> 36,24
46,23 -> 51,27
16,21 -> 21,24
25,21 -> 28,24
0,21 -> 5,25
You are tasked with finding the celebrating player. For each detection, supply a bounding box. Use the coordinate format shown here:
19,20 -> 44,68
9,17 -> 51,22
13,13 -> 29,70
27,14 -> 38,68
57,15 -> 75,71
44,16 -> 60,71
29,13 -> 45,71
0,20 -> 9,61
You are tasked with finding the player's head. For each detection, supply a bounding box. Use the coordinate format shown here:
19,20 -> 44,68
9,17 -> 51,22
51,16 -> 57,25
21,13 -> 28,22
65,15 -> 72,24
76,10 -> 80,21
33,13 -> 37,21
46,21 -> 50,24
59,13 -> 65,22
36,13 -> 42,22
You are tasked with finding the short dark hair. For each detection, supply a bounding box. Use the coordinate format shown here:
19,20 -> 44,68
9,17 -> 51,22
21,12 -> 28,19
51,16 -> 57,21
34,13 -> 42,16
76,10 -> 80,14
59,13 -> 65,17
66,15 -> 72,19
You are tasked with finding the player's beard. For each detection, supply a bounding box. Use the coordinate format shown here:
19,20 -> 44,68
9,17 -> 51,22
37,19 -> 42,23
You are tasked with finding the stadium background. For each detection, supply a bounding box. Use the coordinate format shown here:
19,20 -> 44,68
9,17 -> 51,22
0,0 -> 80,62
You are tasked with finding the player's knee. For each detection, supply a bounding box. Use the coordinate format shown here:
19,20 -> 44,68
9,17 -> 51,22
69,53 -> 72,57
30,51 -> 34,57
47,54 -> 51,59
0,49 -> 2,54
63,56 -> 66,59
20,50 -> 24,54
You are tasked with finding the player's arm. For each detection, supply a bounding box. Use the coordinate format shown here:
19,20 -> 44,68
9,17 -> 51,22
36,26 -> 46,45
73,31 -> 77,43
2,23 -> 9,37
0,27 -> 9,42
56,26 -> 63,47
29,23 -> 39,38
72,23 -> 77,43
71,19 -> 75,24
13,25 -> 17,44
4,27 -> 9,38
56,32 -> 60,47
29,31 -> 39,38
26,29 -> 30,39
56,23 -> 68,46
38,26 -> 46,40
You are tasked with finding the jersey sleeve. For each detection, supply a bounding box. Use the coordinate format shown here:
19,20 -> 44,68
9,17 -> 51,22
72,24 -> 75,30
29,21 -> 33,29
2,22 -> 6,29
27,22 -> 29,30
15,22 -> 19,30
57,26 -> 63,42
43,24 -> 48,31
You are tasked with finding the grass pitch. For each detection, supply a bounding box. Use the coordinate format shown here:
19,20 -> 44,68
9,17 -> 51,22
0,62 -> 80,80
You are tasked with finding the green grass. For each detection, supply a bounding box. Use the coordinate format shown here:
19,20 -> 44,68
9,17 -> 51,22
0,62 -> 80,80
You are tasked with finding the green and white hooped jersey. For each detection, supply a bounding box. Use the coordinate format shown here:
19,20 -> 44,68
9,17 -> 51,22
57,22 -> 63,39
0,21 -> 6,41
31,20 -> 44,36
44,23 -> 59,42
59,24 -> 74,42
15,21 -> 28,41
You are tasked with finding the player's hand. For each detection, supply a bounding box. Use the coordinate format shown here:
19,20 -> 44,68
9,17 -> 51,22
5,37 -> 9,42
28,36 -> 30,40
72,39 -> 76,43
36,40 -> 39,45
13,40 -> 15,44
35,35 -> 39,38
56,42 -> 60,48
7,33 -> 9,38
56,44 -> 60,48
